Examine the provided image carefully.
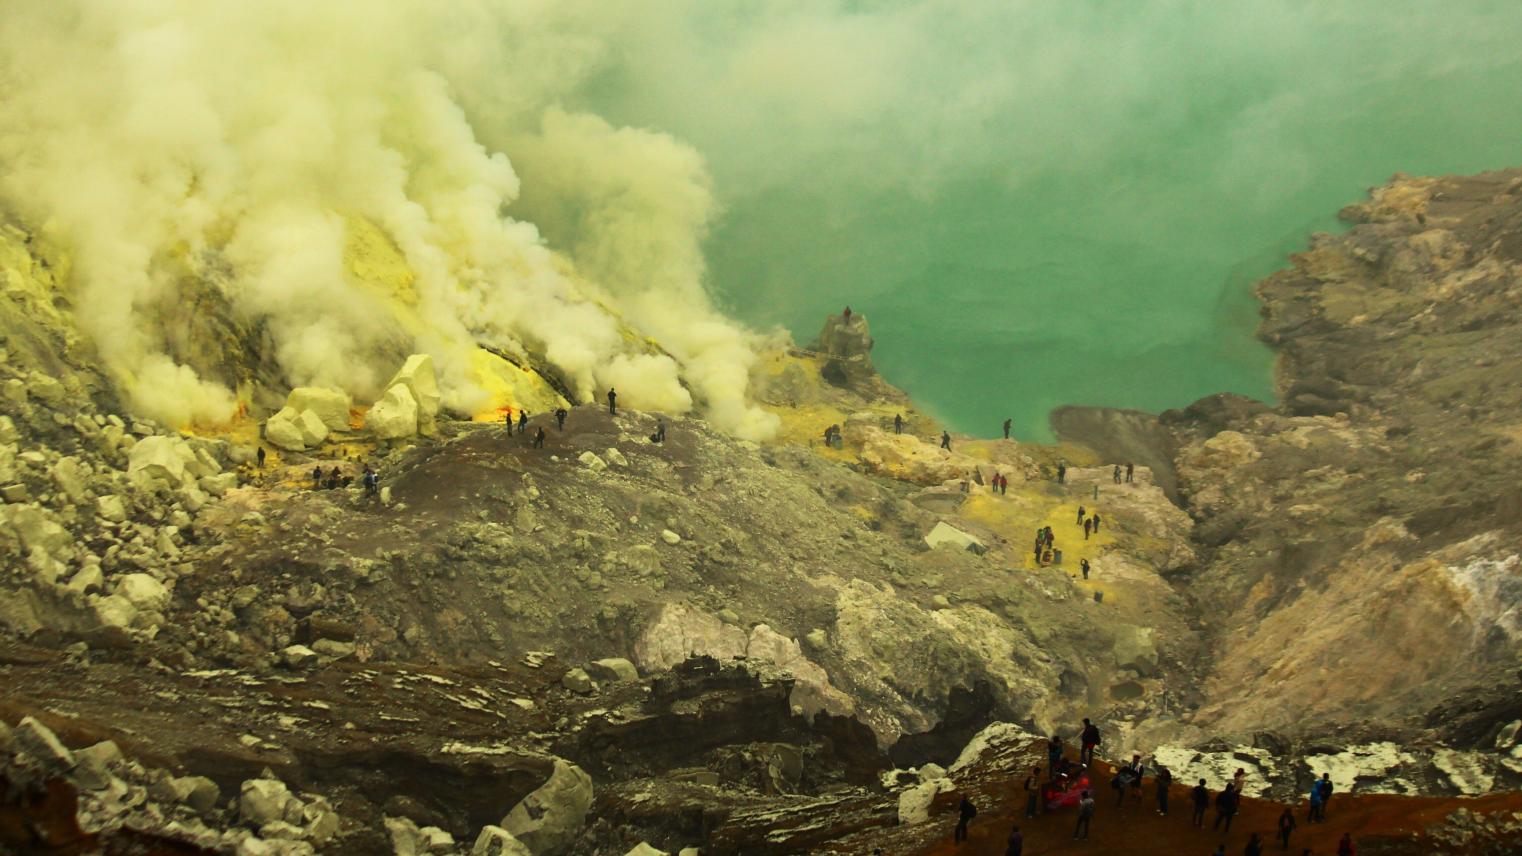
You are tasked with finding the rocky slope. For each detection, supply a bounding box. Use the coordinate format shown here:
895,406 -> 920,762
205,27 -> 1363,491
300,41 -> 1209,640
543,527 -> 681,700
3,170 -> 1522,854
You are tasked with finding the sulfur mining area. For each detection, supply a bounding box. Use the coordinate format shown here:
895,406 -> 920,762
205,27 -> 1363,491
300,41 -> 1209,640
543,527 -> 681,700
1,164 -> 1522,855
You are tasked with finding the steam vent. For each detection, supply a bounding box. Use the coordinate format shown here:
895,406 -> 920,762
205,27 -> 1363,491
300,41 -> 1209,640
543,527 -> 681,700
3,3 -> 1522,854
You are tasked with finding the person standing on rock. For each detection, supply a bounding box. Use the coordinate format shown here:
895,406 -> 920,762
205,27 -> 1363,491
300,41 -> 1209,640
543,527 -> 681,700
1212,783 -> 1239,832
533,427 -> 545,448
954,794 -> 977,843
1074,790 -> 1095,840
1126,462 -> 1135,483
1113,464 -> 1122,483
1081,558 -> 1091,579
1191,779 -> 1210,827
941,430 -> 952,451
1003,418 -> 1012,439
1154,761 -> 1172,815
1079,718 -> 1101,766
607,387 -> 617,416
1023,765 -> 1041,817
1277,806 -> 1297,849
1005,823 -> 1023,856
894,413 -> 904,434
555,407 -> 568,430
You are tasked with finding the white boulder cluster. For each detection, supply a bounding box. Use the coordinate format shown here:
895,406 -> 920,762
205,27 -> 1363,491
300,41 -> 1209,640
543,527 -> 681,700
366,354 -> 442,440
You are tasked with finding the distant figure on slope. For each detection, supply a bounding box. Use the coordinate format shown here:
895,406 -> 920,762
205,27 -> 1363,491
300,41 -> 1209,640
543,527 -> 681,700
1084,517 -> 1093,540
504,406 -> 513,435
518,409 -> 528,434
311,466 -> 322,489
533,427 -> 545,449
1126,461 -> 1135,483
1336,833 -> 1354,856
954,795 -> 977,843
894,413 -> 904,434
1277,806 -> 1297,849
1113,464 -> 1122,483
941,430 -> 952,451
1023,765 -> 1041,818
1079,718 -> 1101,765
654,418 -> 666,443
1077,505 -> 1086,524
1191,779 -> 1210,827
1005,823 -> 1023,856
1092,512 -> 1102,533
1003,418 -> 1012,439
555,407 -> 567,431
843,305 -> 852,322
1081,558 -> 1090,580
607,387 -> 617,416
256,447 -> 266,468
1153,761 -> 1171,815
1057,462 -> 1066,484
1073,790 -> 1095,840
999,473 -> 1009,494
1212,784 -> 1239,832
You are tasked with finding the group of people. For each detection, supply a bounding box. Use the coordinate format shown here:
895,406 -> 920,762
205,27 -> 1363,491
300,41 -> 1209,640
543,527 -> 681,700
1076,505 -> 1103,539
1033,525 -> 1059,565
946,719 -> 1353,856
1113,462 -> 1135,483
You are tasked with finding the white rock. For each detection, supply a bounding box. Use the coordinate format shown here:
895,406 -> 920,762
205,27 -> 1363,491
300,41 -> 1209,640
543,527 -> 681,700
660,530 -> 681,546
116,573 -> 170,611
51,457 -> 88,504
604,448 -> 629,467
91,593 -> 139,629
420,826 -> 456,853
286,387 -> 353,432
14,716 -> 75,769
386,815 -> 427,856
578,451 -> 607,472
634,603 -> 747,673
471,826 -> 532,856
127,435 -> 195,491
264,407 -> 310,452
384,355 -> 441,433
73,740 -> 123,790
501,759 -> 594,856
301,795 -> 339,844
897,777 -> 954,825
585,658 -> 639,683
199,472 -> 241,497
924,521 -> 986,554
3,504 -> 71,555
241,779 -> 302,827
96,494 -> 128,523
917,763 -> 947,782
67,563 -> 104,594
561,667 -> 594,694
625,845 -> 667,856
367,385 -> 420,440
282,645 -> 320,669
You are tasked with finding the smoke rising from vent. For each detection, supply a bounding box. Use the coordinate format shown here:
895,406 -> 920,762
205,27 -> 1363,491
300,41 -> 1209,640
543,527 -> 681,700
0,1 -> 778,438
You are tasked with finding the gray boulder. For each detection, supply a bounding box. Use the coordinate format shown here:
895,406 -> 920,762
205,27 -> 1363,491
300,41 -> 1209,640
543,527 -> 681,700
14,716 -> 74,770
585,658 -> 639,683
501,759 -> 594,855
472,826 -> 532,856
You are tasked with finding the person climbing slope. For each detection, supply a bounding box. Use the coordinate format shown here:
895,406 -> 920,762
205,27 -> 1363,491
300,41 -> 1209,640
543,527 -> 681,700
555,407 -> 567,430
941,430 -> 952,451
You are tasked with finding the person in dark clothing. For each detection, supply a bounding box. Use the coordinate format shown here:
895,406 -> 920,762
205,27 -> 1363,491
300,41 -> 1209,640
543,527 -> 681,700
894,413 -> 904,434
1023,766 -> 1041,817
311,466 -> 322,489
1277,807 -> 1297,849
1084,518 -> 1093,539
1076,505 -> 1085,524
1005,824 -> 1023,856
503,407 -> 513,435
1092,513 -> 1102,532
1046,736 -> 1064,775
939,430 -> 951,451
518,410 -> 528,433
1003,418 -> 1012,439
1112,464 -> 1122,483
555,407 -> 567,430
256,447 -> 266,468
1191,779 -> 1210,827
327,466 -> 341,489
1080,558 -> 1090,579
843,306 -> 852,322
1111,768 -> 1129,807
1073,790 -> 1094,840
1125,462 -> 1134,483
1213,784 -> 1239,832
1245,832 -> 1264,856
1154,762 -> 1172,815
655,418 -> 666,443
1316,773 -> 1334,822
954,796 -> 976,843
607,387 -> 617,416
1079,719 -> 1100,766
1057,462 -> 1066,484
1336,833 -> 1354,856
533,427 -> 545,448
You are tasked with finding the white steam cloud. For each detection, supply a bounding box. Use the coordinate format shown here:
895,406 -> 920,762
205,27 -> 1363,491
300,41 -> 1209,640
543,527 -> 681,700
0,1 -> 778,439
